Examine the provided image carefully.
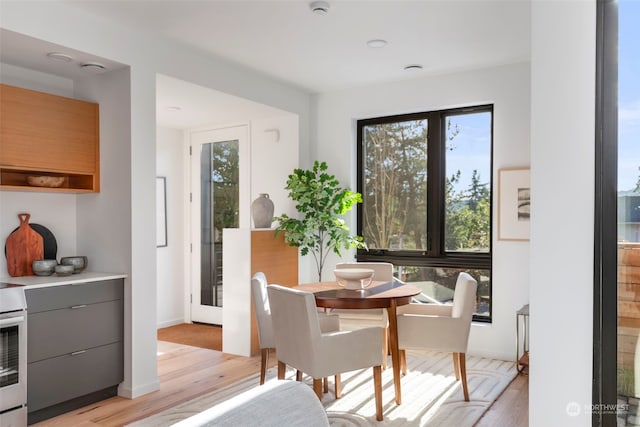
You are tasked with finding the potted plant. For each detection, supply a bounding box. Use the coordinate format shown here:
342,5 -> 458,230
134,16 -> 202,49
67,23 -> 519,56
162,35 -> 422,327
275,161 -> 366,281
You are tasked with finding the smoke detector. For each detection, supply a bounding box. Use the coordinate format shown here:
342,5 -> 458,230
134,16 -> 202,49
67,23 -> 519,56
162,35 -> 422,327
310,1 -> 330,15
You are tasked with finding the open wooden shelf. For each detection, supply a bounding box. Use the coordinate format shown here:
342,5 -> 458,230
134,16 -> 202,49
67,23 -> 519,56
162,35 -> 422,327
0,167 -> 97,193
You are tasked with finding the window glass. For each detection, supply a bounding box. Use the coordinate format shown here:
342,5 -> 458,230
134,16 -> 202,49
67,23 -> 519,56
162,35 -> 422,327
398,266 -> 490,317
445,112 -> 492,252
361,119 -> 428,250
617,0 -> 640,421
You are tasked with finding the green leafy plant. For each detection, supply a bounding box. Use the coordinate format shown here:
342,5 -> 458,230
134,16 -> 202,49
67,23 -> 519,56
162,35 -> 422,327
275,161 -> 367,281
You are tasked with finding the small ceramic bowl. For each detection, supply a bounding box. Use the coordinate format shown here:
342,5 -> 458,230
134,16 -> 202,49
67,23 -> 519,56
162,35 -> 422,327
54,264 -> 74,276
59,256 -> 88,274
32,259 -> 58,276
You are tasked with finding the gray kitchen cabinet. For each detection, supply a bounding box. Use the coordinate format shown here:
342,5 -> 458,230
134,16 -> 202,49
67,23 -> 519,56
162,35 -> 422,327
24,279 -> 124,424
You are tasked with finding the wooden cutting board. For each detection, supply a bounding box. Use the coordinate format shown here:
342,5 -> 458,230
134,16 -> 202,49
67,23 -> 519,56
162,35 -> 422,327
5,213 -> 44,276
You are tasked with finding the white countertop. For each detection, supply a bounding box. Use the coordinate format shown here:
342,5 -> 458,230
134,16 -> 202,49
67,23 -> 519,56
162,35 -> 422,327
0,271 -> 127,289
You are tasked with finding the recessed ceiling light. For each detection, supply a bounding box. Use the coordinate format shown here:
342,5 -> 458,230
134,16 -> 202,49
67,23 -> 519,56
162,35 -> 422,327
310,1 -> 330,15
80,62 -> 107,73
404,64 -> 424,71
367,39 -> 388,48
166,106 -> 182,112
46,52 -> 73,62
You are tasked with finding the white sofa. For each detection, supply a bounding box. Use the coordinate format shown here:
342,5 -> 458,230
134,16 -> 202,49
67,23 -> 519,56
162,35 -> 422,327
171,380 -> 329,427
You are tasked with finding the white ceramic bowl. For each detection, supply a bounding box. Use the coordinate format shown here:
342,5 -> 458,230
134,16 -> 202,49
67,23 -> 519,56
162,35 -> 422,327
334,268 -> 375,290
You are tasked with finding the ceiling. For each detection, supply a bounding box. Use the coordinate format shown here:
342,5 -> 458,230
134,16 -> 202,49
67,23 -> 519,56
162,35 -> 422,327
1,1 -> 531,129
66,0 -> 531,93
0,29 -> 289,129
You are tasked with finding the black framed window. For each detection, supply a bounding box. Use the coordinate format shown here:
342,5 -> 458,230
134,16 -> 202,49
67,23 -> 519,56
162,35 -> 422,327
357,105 -> 493,321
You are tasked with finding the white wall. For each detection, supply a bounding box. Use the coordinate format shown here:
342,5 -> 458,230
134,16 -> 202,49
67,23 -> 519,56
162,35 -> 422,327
74,67 -> 138,396
313,62 -> 531,361
1,0 -> 311,399
250,114 -> 299,221
529,1 -> 595,426
156,127 -> 185,328
0,62 -> 74,96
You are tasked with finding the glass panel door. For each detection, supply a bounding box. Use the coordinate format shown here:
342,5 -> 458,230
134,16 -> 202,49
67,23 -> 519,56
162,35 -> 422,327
190,126 -> 249,324
618,1 -> 640,424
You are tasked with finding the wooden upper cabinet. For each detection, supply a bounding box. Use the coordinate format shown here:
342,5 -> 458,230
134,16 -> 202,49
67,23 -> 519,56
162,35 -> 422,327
0,84 -> 100,192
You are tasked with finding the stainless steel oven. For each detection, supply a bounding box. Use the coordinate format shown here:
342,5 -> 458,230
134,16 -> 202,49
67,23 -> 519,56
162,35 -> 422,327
0,285 -> 27,427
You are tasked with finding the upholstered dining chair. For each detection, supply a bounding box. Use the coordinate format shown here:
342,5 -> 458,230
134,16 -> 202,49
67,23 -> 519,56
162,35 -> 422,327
396,272 -> 478,401
250,272 -> 340,385
331,262 -> 394,368
267,284 -> 385,421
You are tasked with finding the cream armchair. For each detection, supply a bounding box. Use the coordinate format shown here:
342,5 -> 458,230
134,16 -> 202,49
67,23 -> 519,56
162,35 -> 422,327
331,262 -> 394,368
396,272 -> 478,401
251,272 -> 276,385
251,273 -> 340,385
267,284 -> 385,421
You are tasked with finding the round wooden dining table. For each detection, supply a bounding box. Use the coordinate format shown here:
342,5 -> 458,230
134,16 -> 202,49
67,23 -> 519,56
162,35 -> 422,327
294,280 -> 421,405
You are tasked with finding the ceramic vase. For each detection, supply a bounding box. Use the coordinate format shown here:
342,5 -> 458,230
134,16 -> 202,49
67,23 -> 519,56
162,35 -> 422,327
251,193 -> 274,228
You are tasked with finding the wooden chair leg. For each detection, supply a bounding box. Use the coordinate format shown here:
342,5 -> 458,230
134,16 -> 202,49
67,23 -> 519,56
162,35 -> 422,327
277,361 -> 286,380
260,348 -> 269,385
323,377 -> 329,393
296,370 -> 303,381
401,349 -> 407,375
453,352 -> 460,380
373,365 -> 383,421
334,374 -> 342,398
313,378 -> 323,400
382,327 -> 388,370
460,353 -> 470,402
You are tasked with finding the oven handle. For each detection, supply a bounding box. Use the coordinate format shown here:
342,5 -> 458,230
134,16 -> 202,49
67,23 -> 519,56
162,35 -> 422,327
0,315 -> 25,326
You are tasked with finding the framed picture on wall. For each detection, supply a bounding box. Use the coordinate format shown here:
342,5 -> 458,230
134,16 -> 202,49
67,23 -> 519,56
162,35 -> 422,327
156,176 -> 167,247
498,168 -> 530,241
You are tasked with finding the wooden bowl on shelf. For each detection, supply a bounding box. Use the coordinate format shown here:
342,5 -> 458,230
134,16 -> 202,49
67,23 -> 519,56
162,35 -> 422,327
27,175 -> 65,188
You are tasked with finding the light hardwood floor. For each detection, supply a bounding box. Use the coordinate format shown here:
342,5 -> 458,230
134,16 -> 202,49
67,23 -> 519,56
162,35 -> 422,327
476,373 -> 529,427
33,338 -> 528,426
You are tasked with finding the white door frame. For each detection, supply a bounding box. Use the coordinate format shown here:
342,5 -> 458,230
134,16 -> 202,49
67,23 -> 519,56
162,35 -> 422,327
189,125 -> 250,324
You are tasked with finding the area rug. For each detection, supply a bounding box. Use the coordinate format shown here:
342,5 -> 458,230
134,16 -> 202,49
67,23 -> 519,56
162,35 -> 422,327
128,351 -> 516,427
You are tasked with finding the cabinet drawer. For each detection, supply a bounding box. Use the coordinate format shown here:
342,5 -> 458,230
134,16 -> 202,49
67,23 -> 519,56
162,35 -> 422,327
27,341 -> 123,413
25,279 -> 123,313
28,299 -> 123,363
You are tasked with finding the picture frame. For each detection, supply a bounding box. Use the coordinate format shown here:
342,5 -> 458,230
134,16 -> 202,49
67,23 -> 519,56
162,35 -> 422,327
156,176 -> 168,247
498,168 -> 530,241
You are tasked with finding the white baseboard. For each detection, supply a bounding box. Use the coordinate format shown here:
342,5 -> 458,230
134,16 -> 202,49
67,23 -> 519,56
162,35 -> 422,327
118,379 -> 160,399
157,318 -> 185,329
